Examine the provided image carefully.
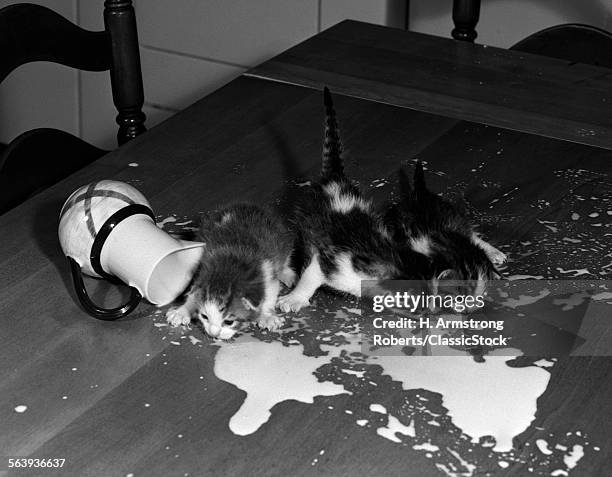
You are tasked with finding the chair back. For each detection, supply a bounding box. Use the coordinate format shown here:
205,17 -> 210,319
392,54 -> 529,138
0,1 -> 146,144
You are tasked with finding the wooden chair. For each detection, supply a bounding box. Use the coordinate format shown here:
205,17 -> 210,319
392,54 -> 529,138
450,0 -> 612,67
510,24 -> 612,67
0,1 -> 146,214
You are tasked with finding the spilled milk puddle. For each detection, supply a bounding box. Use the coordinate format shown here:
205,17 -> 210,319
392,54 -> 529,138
149,288 -> 606,477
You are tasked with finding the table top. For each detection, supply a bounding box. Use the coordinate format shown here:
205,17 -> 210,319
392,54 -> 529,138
1,20 -> 611,477
249,20 -> 612,150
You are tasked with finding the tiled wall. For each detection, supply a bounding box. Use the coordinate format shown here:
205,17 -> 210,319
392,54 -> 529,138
0,0 -> 405,150
409,0 -> 612,48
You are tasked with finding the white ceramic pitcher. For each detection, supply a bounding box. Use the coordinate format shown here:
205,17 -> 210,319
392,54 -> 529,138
58,180 -> 204,320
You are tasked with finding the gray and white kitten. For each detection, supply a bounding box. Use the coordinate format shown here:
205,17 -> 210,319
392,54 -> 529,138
166,203 -> 295,339
278,87 -> 429,312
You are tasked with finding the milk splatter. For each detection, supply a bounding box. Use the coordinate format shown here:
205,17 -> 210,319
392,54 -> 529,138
507,275 -> 545,281
500,289 -> 550,309
533,359 -> 555,368
553,291 -> 590,310
592,291 -> 612,301
157,216 -> 177,228
370,178 -> 388,188
189,335 -> 202,345
413,442 -> 438,451
341,369 -> 365,377
564,444 -> 584,469
556,267 -> 593,277
377,414 -> 416,442
536,439 -> 553,455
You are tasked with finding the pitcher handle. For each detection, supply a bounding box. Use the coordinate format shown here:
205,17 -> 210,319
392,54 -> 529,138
68,257 -> 142,320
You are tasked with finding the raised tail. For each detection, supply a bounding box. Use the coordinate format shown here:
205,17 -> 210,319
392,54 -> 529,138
321,87 -> 344,180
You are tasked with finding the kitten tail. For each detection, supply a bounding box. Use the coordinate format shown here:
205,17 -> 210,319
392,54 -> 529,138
321,87 -> 344,180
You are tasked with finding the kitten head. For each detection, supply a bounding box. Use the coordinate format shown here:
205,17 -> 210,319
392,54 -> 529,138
193,252 -> 264,339
427,232 -> 500,312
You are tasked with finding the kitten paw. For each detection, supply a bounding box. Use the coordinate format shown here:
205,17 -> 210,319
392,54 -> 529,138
166,306 -> 191,327
257,313 -> 285,332
277,293 -> 310,313
490,249 -> 507,266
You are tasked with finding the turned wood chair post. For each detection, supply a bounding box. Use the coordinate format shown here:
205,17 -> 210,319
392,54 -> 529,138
104,0 -> 146,145
452,0 -> 481,42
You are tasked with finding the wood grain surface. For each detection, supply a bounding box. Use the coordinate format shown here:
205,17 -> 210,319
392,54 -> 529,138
0,72 -> 610,477
248,20 -> 612,151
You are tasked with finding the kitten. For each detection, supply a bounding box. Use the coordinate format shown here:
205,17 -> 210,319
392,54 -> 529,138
166,203 -> 295,339
388,162 -> 505,307
278,87 -> 428,312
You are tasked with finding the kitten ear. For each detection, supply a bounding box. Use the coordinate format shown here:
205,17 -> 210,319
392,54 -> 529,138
241,297 -> 258,311
437,269 -> 458,281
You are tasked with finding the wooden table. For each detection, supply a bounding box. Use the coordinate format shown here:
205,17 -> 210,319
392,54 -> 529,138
1,21 -> 610,477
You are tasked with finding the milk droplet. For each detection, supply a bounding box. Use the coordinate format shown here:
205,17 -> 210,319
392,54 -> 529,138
14,405 -> 27,413
536,439 -> 553,455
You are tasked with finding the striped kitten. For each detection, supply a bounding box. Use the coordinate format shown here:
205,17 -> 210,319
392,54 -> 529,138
167,203 -> 295,339
388,163 -> 505,303
278,87 -> 430,312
